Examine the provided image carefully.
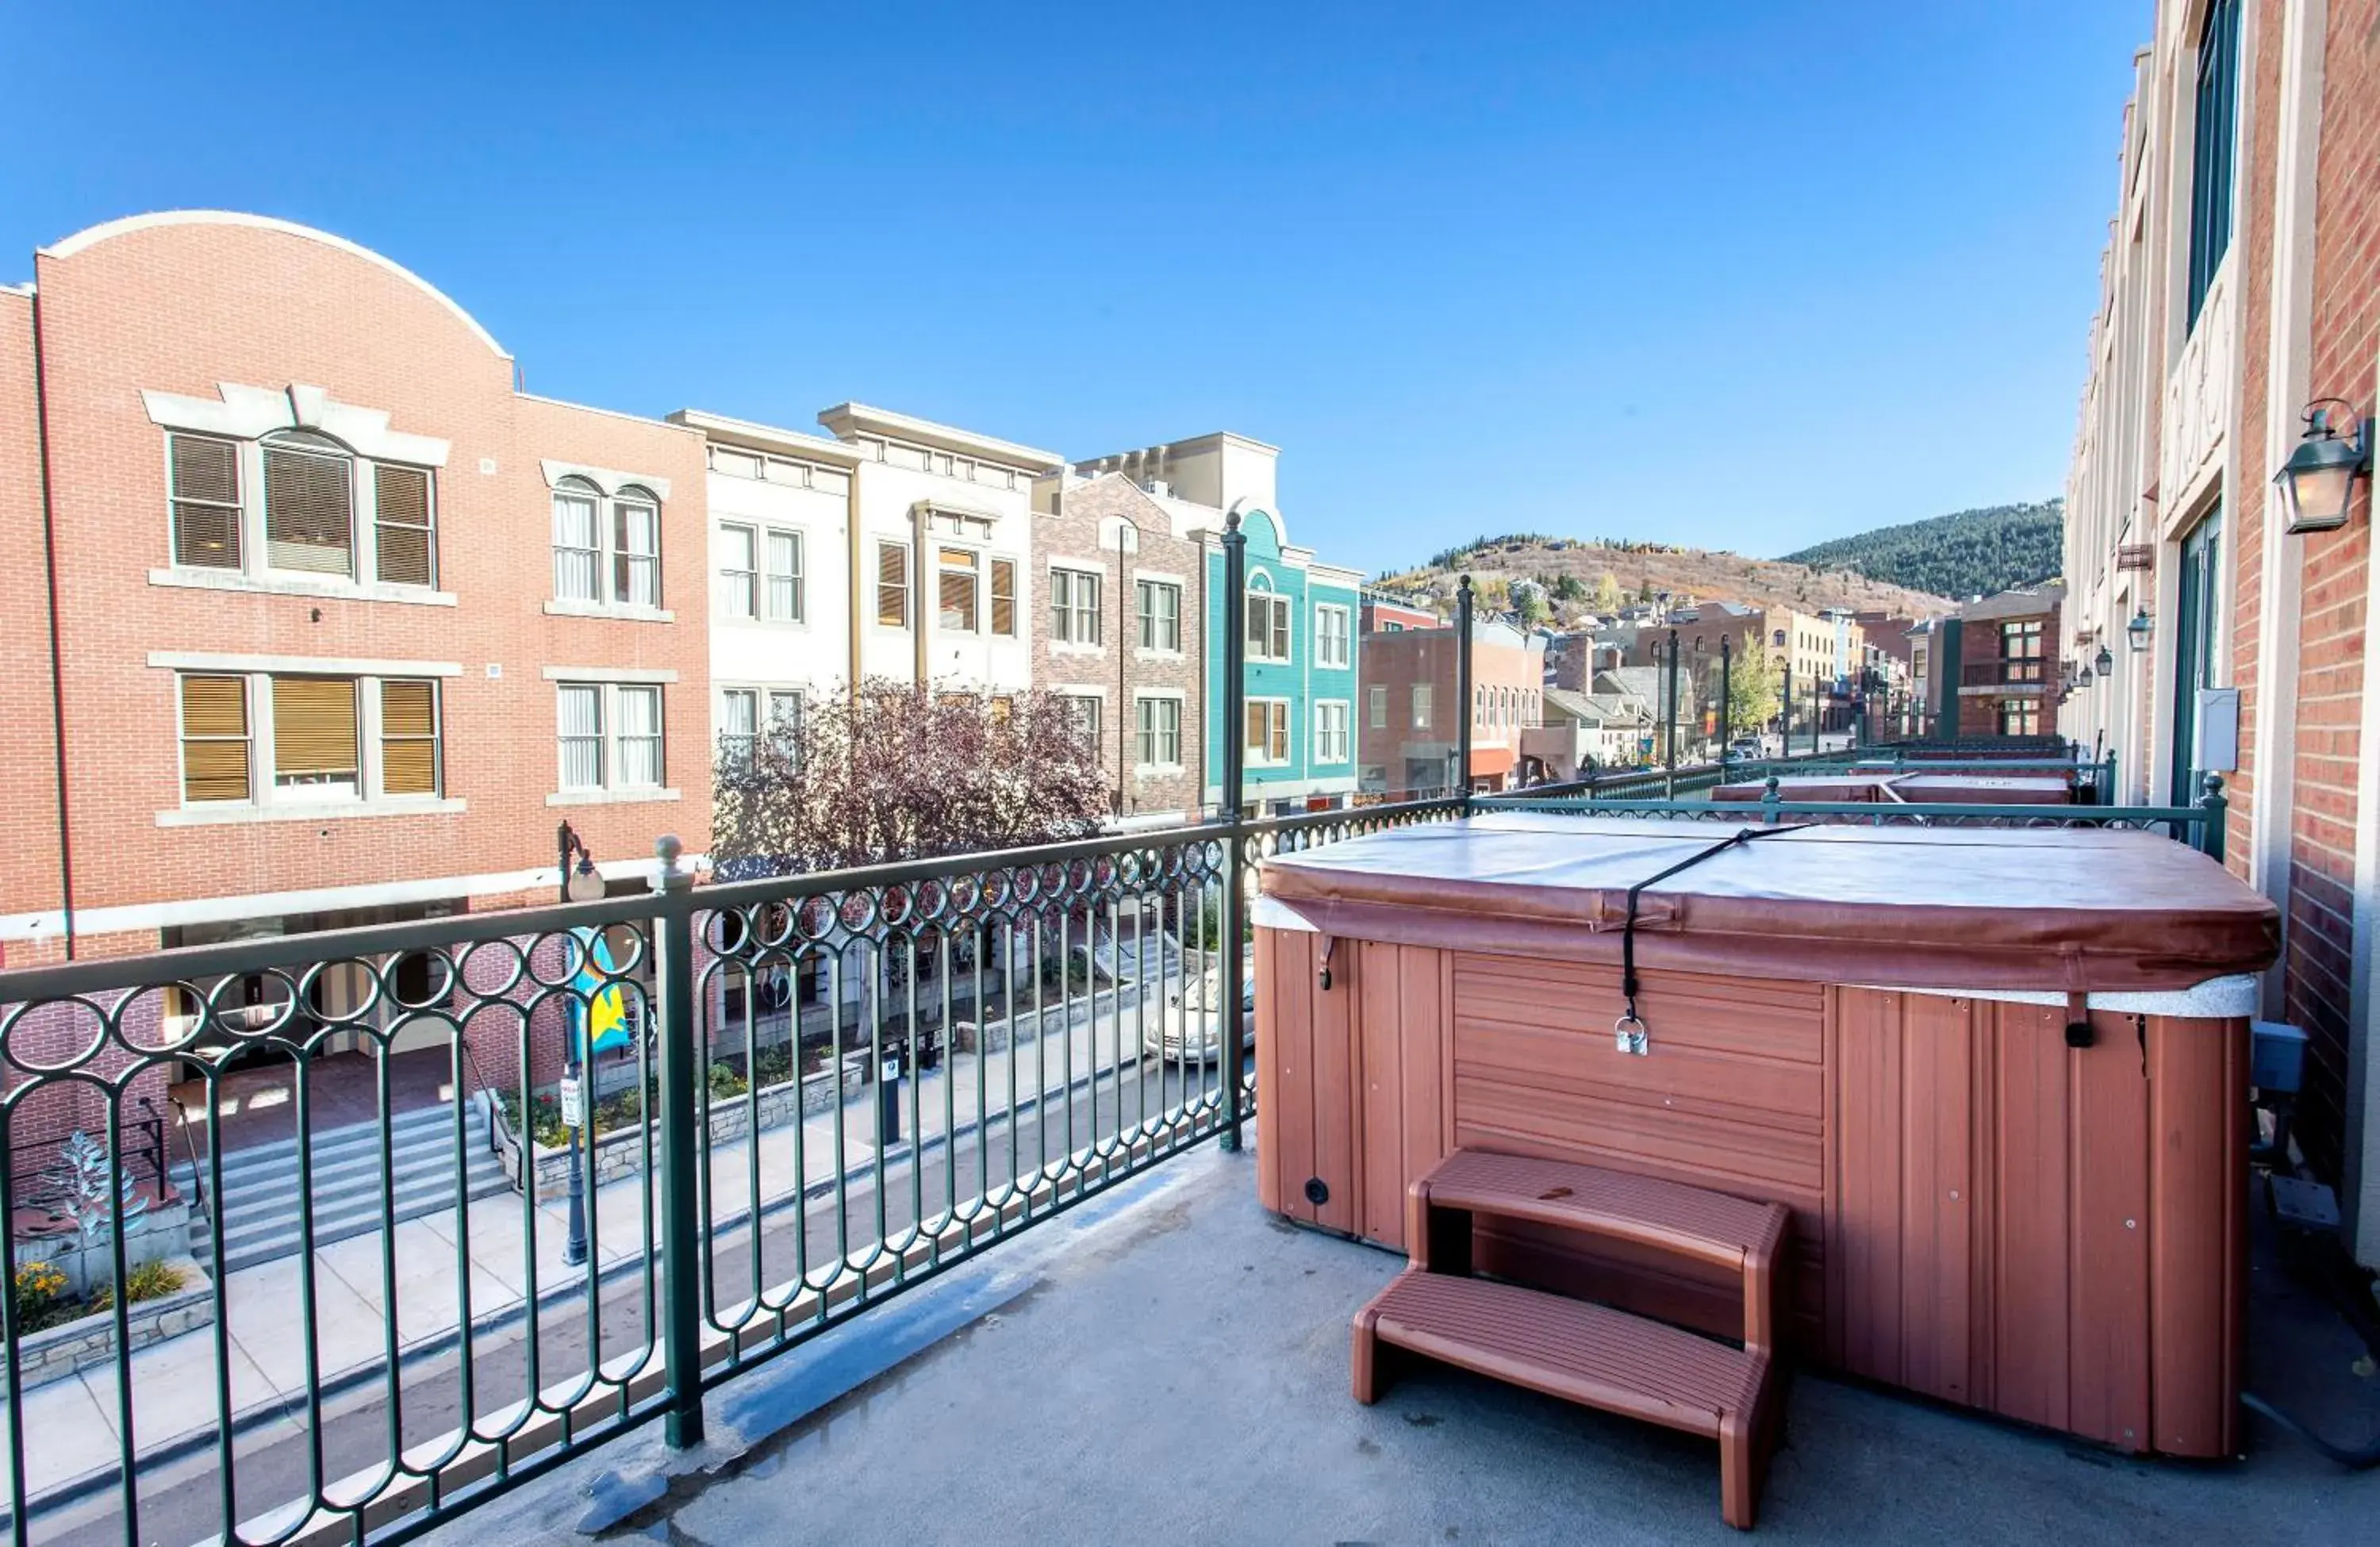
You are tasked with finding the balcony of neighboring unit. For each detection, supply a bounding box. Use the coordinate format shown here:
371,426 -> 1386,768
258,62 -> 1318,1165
1957,658 -> 2049,693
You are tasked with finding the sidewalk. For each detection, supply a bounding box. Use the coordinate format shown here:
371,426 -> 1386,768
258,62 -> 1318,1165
4,980 -> 1200,1509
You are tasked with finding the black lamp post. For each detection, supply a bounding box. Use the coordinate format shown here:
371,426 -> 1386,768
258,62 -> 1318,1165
556,820 -> 604,1269
2273,399 -> 2372,535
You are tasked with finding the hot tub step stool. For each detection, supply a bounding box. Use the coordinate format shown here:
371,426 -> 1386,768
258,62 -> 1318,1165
1351,1149 -> 1790,1530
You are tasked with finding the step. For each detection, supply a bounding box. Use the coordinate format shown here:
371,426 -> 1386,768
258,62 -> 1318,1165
1418,1150 -> 1788,1272
178,1127 -> 500,1198
1362,1269 -> 1768,1438
206,1170 -> 514,1273
207,1146 -> 509,1234
213,1170 -> 503,1256
175,1102 -> 474,1172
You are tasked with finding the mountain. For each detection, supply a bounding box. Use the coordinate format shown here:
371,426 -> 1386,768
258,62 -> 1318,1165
1779,501 -> 2063,601
1375,536 -> 1954,628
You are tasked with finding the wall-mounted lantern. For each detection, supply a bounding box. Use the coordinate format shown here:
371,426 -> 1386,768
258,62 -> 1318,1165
2094,643 -> 2114,678
2273,399 -> 2372,535
2127,606 -> 2153,654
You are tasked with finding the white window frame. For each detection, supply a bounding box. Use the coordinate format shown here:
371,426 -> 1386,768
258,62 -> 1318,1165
1050,565 -> 1102,648
1245,697 -> 1292,767
1061,692 -> 1104,751
716,522 -> 760,620
938,544 -> 982,635
1313,700 -> 1350,765
551,481 -> 667,615
554,680 -> 673,800
1412,683 -> 1433,730
165,664 -> 458,823
1314,603 -> 1351,670
1136,578 -> 1182,653
766,528 -> 806,623
1368,684 -> 1388,729
1135,693 -> 1182,770
1246,584 -> 1292,665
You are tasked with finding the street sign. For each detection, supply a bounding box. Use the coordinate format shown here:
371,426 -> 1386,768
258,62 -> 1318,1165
879,1057 -> 900,1085
559,1076 -> 585,1131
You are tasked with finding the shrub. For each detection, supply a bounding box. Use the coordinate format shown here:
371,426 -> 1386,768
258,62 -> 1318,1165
88,1260 -> 185,1315
708,1062 -> 750,1100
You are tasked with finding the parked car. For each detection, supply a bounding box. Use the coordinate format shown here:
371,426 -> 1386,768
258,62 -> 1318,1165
1726,737 -> 1763,762
1144,950 -> 1255,1064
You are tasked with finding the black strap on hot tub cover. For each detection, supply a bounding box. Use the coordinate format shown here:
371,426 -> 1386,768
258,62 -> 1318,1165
1618,824 -> 1810,1035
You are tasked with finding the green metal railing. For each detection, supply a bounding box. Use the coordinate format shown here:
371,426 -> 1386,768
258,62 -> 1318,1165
0,793 -> 1461,1547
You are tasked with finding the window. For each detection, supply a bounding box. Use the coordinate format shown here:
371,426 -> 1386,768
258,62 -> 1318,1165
767,689 -> 803,743
1245,700 -> 1290,765
554,482 -> 662,608
990,558 -> 1017,636
1315,701 -> 1349,764
1246,589 -> 1291,662
1051,568 -> 1100,645
766,530 -> 804,622
178,675 -> 250,802
939,547 -> 979,632
374,464 -> 436,588
877,541 -> 911,628
271,676 -> 360,797
1138,580 -> 1181,651
720,688 -> 758,766
718,524 -> 759,620
1411,683 -> 1432,729
614,493 -> 660,607
379,680 -> 441,796
1065,694 -> 1102,750
558,685 -> 605,789
1368,685 -> 1388,728
1136,696 -> 1180,767
553,483 -> 603,601
2000,620 -> 2043,684
263,432 -> 355,577
2187,0 -> 2241,325
169,434 -> 242,570
616,686 -> 663,786
1998,698 -> 2040,737
1315,605 -> 1350,669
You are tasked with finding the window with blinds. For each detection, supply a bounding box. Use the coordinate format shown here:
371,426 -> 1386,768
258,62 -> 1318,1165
939,547 -> 979,632
379,679 -> 441,796
766,529 -> 804,621
616,686 -> 664,786
615,494 -> 661,607
263,433 -> 355,577
271,676 -> 360,796
178,675 -> 251,803
718,524 -> 759,620
1245,701 -> 1288,763
877,541 -> 911,628
552,486 -> 601,601
374,464 -> 436,587
169,434 -> 243,570
558,685 -> 605,789
989,557 -> 1017,637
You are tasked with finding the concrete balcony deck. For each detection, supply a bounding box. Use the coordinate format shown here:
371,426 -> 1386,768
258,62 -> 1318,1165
413,1143 -> 2379,1547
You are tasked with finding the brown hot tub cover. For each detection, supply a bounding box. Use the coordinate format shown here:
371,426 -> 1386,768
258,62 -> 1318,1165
1260,813 -> 2277,993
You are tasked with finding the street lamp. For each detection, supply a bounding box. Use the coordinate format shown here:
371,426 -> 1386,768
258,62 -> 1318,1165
556,821 -> 603,1268
2272,399 -> 2372,535
2127,606 -> 2153,654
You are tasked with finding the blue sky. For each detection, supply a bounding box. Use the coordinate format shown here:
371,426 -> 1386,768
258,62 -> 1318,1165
2,2 -> 2146,571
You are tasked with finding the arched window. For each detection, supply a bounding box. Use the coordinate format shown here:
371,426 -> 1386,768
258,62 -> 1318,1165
614,486 -> 662,607
2186,0 -> 2242,325
262,429 -> 355,577
551,478 -> 604,601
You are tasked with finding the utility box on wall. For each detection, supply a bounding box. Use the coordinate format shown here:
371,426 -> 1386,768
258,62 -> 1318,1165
2194,687 -> 2240,773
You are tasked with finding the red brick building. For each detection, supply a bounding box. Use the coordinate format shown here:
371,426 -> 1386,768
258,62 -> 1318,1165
2061,1 -> 2380,1262
0,213 -> 709,1090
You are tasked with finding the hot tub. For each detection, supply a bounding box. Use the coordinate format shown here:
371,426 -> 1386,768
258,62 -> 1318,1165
1252,813 -> 2278,1458
1708,772 -> 2075,805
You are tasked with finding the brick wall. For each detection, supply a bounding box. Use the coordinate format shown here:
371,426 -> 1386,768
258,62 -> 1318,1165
1032,474 -> 1204,821
19,215 -> 710,927
2282,5 -> 2380,1181
0,291 -> 64,931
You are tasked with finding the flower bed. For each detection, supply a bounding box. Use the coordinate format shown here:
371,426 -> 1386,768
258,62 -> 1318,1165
3,1256 -> 212,1393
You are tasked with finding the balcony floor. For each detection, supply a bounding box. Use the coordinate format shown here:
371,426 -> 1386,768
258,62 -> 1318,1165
424,1142 -> 2379,1547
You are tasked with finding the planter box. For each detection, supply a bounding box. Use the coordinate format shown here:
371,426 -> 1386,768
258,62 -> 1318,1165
2,1255 -> 213,1395
18,1199 -> 193,1299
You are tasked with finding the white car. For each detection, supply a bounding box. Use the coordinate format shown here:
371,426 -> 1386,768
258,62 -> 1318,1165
1143,956 -> 1255,1064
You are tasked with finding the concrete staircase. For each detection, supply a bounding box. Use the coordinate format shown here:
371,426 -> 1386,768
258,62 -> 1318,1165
171,1100 -> 513,1275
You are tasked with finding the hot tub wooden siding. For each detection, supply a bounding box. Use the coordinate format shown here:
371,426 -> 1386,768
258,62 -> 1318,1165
1256,929 -> 2247,1457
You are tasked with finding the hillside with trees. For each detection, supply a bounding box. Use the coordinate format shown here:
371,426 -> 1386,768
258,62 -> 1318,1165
1375,536 -> 1953,629
1780,501 -> 2063,601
